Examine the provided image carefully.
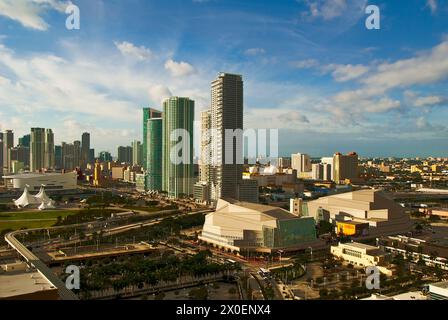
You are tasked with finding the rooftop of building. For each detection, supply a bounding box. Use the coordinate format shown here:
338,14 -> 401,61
0,269 -> 56,299
223,199 -> 301,221
3,172 -> 73,179
337,220 -> 370,225
338,242 -> 380,251
362,291 -> 427,300
430,281 -> 448,290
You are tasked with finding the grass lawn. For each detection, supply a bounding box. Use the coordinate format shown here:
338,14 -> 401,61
0,210 -> 78,233
0,220 -> 59,233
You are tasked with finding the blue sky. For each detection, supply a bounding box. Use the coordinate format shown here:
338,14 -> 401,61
0,0 -> 447,157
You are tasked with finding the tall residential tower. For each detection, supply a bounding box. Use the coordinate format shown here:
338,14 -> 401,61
162,97 -> 194,198
30,128 -> 45,172
81,132 -> 90,168
143,108 -> 163,170
2,130 -> 14,174
209,73 -> 245,202
132,140 -> 143,166
146,116 -> 163,191
44,129 -> 55,170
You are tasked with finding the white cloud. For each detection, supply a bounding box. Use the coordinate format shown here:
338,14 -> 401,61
244,48 -> 266,56
291,59 -> 319,69
278,111 -> 310,124
416,117 -> 430,129
427,0 -> 437,14
0,40 -> 215,151
323,63 -> 369,82
414,95 -> 445,107
292,60 -> 369,82
362,40 -> 448,91
0,0 -> 71,31
331,92 -> 401,116
300,0 -> 367,20
148,85 -> 172,104
114,41 -> 153,61
164,59 -> 196,77
323,39 -> 448,123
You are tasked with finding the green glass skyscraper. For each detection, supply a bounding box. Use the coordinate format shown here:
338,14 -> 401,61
162,97 -> 194,198
143,108 -> 163,170
30,128 -> 45,172
146,118 -> 163,191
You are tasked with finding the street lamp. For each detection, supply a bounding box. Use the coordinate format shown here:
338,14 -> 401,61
277,250 -> 284,267
308,246 -> 313,260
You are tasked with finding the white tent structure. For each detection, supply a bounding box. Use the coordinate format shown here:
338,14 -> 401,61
34,186 -> 52,203
38,200 -> 56,211
13,186 -> 40,208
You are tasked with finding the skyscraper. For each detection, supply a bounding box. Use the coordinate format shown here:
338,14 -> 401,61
89,149 -> 95,163
61,142 -> 75,170
99,151 -> 112,162
2,130 -> 14,174
278,157 -> 292,169
30,128 -> 45,172
291,153 -> 312,175
9,145 -> 30,169
146,117 -> 163,191
162,97 -> 194,198
321,157 -> 334,181
18,134 -> 31,148
199,110 -> 211,183
44,129 -> 55,170
60,141 -> 81,170
0,132 -> 3,175
73,140 -> 81,168
55,145 -> 62,170
143,108 -> 163,170
81,132 -> 90,168
210,73 -> 244,202
132,140 -> 143,166
118,146 -> 133,164
333,152 -> 359,183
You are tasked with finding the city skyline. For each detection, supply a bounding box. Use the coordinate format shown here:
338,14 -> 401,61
0,1 -> 447,157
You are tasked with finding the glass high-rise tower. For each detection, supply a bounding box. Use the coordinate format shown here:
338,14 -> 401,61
162,97 -> 194,198
81,132 -> 90,168
30,128 -> 45,172
143,108 -> 163,170
2,130 -> 14,174
0,133 -> 3,175
132,140 -> 143,166
146,117 -> 163,191
44,129 -> 55,170
18,134 -> 30,147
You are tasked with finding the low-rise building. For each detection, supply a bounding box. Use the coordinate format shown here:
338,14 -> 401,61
3,172 -> 77,191
194,182 -> 210,204
429,282 -> 448,300
362,291 -> 427,300
336,221 -> 369,237
199,199 -> 322,254
135,173 -> 146,192
111,166 -> 125,180
331,242 -> 391,274
0,262 -> 59,300
378,235 -> 448,270
306,189 -> 412,237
